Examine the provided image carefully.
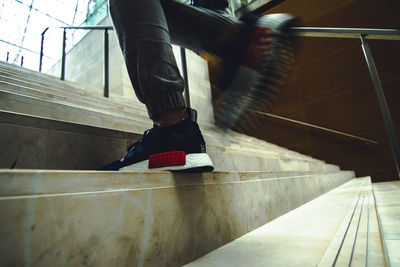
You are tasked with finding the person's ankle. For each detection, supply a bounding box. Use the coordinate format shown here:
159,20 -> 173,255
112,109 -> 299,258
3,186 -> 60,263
154,108 -> 187,127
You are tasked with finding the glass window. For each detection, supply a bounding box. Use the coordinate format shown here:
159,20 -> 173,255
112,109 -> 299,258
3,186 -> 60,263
0,0 -> 109,72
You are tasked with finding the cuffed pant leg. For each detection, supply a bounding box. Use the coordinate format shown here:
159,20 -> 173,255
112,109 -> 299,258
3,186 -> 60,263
109,0 -> 186,119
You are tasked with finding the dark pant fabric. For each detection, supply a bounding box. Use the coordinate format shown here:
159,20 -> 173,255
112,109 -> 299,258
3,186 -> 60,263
109,0 -> 242,119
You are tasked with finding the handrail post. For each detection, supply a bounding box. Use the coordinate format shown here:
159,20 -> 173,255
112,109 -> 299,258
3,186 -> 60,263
180,47 -> 190,107
39,27 -> 49,72
104,29 -> 109,98
360,35 -> 400,179
60,28 -> 67,80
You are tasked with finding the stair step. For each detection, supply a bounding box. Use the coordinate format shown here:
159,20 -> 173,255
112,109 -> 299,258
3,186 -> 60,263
0,77 -> 148,118
0,81 -> 313,161
184,177 -> 385,267
0,61 -> 333,169
202,128 -> 320,162
318,179 -> 384,266
0,77 -> 314,161
0,111 -> 339,171
0,62 -> 104,101
0,169 -> 353,266
0,58 -> 357,267
0,61 -> 104,97
0,61 -> 324,162
0,90 -> 152,133
0,72 -> 148,116
0,169 -> 354,197
373,181 -> 400,267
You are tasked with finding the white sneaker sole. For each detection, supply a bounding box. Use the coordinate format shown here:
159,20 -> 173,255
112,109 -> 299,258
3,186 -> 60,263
119,153 -> 214,172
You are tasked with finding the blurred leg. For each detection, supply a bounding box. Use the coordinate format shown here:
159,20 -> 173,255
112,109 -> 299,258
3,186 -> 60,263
161,0 -> 243,60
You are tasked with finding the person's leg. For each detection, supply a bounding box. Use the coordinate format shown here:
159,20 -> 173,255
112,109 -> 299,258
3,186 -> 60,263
109,0 -> 186,121
104,0 -> 297,171
159,1 -> 298,130
161,0 -> 244,61
105,0 -> 219,172
109,0 -> 244,122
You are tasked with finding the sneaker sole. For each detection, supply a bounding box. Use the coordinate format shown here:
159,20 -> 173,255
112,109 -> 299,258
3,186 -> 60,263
119,152 -> 214,172
215,13 -> 298,130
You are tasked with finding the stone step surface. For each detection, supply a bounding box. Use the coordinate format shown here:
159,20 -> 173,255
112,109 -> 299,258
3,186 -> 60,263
0,110 -> 338,172
373,181 -> 400,267
0,61 -> 332,167
0,61 -> 109,102
0,87 -> 316,166
0,77 -> 148,118
0,74 -> 304,158
0,90 -> 152,133
0,61 -> 322,161
0,169 -> 354,267
0,68 -> 148,116
185,177 -> 385,267
318,178 -> 384,267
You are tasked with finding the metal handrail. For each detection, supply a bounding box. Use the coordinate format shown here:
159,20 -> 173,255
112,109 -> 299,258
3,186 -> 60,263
291,27 -> 400,40
267,27 -> 400,177
252,110 -> 379,145
39,26 -> 113,97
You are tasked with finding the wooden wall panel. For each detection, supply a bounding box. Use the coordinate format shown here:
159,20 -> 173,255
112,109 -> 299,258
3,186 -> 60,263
229,0 -> 400,181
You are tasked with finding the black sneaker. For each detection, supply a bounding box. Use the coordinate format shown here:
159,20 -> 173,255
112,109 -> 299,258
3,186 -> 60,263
100,108 -> 214,172
214,13 -> 299,130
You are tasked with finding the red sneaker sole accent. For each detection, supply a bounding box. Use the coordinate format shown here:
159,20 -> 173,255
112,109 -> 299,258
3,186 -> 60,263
243,26 -> 274,70
148,151 -> 186,169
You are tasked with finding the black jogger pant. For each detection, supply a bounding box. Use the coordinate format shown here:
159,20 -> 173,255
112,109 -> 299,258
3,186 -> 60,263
109,0 -> 242,119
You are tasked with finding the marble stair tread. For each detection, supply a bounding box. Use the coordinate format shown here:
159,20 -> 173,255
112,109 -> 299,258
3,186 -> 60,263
0,75 -> 314,163
0,81 -> 149,124
200,127 -> 320,158
0,62 -> 324,161
0,112 -> 339,172
203,132 -> 331,166
205,136 -> 325,163
0,74 -> 149,117
0,108 -> 329,170
0,61 -> 107,95
372,181 -> 400,267
318,178 -> 385,267
0,66 -> 144,119
184,177 -> 385,267
207,148 -> 339,173
0,169 -> 355,197
0,169 -> 353,266
0,63 -> 145,114
0,62 -> 339,171
201,127 -> 319,161
0,62 -> 105,99
0,62 -> 328,162
0,67 -> 315,162
0,90 -> 153,133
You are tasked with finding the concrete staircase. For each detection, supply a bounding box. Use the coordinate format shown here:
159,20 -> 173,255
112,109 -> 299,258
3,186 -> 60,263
185,177 -> 389,266
185,178 -> 400,267
0,61 -> 394,266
